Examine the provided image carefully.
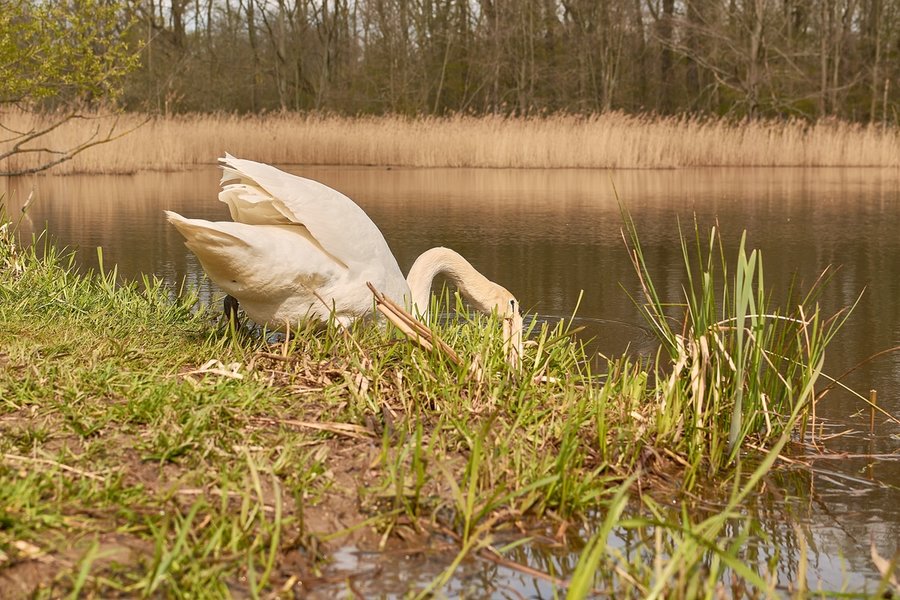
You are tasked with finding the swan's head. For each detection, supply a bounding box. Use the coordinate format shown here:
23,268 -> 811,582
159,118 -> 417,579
475,286 -> 523,369
502,298 -> 524,369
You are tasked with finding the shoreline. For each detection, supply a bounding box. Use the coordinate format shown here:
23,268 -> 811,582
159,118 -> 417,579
0,210 -> 861,596
9,162 -> 900,179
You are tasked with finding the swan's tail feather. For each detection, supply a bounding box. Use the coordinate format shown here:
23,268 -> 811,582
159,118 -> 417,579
165,211 -> 250,249
165,210 -> 259,292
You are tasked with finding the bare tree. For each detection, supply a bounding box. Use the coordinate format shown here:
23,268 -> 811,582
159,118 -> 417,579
113,0 -> 898,122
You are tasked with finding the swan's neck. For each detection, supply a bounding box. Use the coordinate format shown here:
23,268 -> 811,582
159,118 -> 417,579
406,247 -> 498,316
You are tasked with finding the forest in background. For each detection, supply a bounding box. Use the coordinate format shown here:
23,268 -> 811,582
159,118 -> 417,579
3,0 -> 900,175
128,0 -> 898,122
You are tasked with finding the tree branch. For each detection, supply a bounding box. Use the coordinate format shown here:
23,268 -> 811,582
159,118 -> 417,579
0,113 -> 150,176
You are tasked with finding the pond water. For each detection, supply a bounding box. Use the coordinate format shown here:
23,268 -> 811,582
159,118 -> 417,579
2,166 -> 898,596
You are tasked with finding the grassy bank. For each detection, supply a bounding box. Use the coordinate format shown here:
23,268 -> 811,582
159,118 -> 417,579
0,213 -> 857,596
3,110 -> 900,174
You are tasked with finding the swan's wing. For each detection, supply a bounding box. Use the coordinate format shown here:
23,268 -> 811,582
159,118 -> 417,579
166,211 -> 344,302
218,154 -> 398,270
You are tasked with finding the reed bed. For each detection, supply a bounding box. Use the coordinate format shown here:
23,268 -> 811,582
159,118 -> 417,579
3,109 -> 900,174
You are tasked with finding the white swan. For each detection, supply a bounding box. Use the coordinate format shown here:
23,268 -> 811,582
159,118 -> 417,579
165,154 -> 523,366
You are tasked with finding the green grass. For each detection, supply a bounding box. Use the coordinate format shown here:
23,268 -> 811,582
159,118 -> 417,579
0,207 -> 858,597
622,213 -> 854,485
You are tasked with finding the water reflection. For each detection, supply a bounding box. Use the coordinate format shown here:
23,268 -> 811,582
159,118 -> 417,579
2,166 -> 898,594
309,462 -> 896,597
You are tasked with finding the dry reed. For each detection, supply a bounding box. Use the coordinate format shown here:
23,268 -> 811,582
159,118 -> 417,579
3,109 -> 900,174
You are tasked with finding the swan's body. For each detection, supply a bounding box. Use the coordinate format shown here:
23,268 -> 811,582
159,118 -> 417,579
166,155 -> 522,363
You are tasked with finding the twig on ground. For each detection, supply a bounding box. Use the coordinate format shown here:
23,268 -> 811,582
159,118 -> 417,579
3,452 -> 106,481
249,416 -> 374,440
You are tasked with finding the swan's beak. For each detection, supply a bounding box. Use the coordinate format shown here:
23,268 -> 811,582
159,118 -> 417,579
502,311 -> 523,369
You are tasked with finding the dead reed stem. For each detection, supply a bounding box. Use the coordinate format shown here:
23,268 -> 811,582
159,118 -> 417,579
2,110 -> 900,174
367,282 -> 462,366
869,389 -> 878,435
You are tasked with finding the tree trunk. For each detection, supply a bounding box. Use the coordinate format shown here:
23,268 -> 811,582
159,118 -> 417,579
660,0 -> 675,112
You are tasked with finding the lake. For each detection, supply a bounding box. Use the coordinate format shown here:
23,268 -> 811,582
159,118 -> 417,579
3,166 -> 898,595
